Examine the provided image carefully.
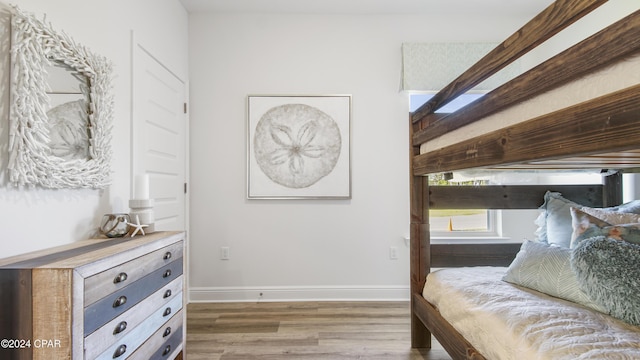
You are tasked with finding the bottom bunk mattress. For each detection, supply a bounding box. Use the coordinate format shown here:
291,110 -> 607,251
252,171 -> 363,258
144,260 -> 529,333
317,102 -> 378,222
422,266 -> 640,360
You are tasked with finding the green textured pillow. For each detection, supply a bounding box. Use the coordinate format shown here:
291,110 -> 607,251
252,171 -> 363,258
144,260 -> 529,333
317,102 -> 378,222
572,236 -> 640,326
502,240 -> 604,312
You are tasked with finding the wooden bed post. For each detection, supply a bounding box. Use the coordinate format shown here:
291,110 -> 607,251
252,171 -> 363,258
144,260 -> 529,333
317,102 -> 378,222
410,115 -> 431,348
603,171 -> 623,207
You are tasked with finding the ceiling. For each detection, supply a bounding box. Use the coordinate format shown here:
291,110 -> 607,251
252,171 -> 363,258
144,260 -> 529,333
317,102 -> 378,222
179,0 -> 555,16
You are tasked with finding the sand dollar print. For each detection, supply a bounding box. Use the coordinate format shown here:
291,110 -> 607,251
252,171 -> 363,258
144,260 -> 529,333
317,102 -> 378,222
254,104 -> 342,189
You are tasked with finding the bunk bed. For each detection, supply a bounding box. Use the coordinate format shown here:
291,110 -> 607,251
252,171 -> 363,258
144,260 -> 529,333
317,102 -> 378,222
409,0 -> 640,358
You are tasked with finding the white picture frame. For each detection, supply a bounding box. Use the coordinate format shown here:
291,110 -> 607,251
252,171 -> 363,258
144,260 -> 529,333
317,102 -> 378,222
247,95 -> 351,199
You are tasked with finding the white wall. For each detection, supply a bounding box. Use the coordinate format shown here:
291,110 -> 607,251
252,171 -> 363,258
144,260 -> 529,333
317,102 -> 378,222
522,0 -> 640,68
0,0 -> 188,257
4,1 -> 633,303
187,11 -> 536,301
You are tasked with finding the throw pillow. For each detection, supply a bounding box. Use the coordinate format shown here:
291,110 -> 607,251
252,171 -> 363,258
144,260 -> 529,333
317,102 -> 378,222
536,192 -> 583,247
570,207 -> 640,248
502,240 -> 605,312
537,191 -> 640,248
571,236 -> 640,326
580,206 -> 640,224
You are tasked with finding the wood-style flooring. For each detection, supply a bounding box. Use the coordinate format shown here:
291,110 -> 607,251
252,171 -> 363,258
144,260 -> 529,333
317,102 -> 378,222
186,301 -> 452,360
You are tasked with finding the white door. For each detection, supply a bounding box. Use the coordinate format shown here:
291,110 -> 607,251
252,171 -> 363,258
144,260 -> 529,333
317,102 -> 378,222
132,42 -> 187,231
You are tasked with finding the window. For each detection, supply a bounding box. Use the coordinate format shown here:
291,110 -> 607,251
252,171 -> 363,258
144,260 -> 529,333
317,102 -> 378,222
430,208 -> 494,233
410,93 -> 497,239
428,174 -> 498,238
409,92 -> 484,112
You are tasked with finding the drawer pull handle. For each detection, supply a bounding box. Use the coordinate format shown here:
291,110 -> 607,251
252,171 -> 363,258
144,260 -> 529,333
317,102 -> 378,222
113,344 -> 127,358
113,296 -> 127,308
113,272 -> 128,284
113,321 -> 127,335
163,307 -> 172,317
164,251 -> 172,260
163,269 -> 172,278
164,289 -> 172,298
162,344 -> 171,356
163,326 -> 172,337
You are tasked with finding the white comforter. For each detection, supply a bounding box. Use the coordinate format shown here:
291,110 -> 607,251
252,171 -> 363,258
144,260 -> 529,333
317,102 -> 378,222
423,267 -> 640,360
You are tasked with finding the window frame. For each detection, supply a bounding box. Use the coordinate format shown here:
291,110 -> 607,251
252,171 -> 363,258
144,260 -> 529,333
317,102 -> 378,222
410,92 -> 503,241
429,208 -> 500,239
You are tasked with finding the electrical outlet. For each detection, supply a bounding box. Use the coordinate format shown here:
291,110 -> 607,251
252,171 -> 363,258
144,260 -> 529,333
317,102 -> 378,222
220,246 -> 230,260
389,246 -> 398,260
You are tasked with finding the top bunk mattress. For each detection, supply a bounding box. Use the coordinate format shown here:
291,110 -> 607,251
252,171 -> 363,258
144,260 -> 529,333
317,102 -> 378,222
419,52 -> 640,155
415,52 -> 640,174
422,266 -> 640,360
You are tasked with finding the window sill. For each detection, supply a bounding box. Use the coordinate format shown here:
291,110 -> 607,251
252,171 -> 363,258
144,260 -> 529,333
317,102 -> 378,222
431,236 -> 522,245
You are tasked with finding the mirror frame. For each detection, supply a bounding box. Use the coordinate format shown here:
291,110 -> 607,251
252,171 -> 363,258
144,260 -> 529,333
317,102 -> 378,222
8,7 -> 113,188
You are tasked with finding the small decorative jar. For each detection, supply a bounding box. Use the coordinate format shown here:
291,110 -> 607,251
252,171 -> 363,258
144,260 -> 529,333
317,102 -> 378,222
99,214 -> 131,238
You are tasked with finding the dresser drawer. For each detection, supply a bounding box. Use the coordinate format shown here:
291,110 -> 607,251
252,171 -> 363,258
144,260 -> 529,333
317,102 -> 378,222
84,277 -> 183,359
127,309 -> 184,360
85,241 -> 183,306
94,295 -> 183,360
84,258 -> 183,336
149,324 -> 184,360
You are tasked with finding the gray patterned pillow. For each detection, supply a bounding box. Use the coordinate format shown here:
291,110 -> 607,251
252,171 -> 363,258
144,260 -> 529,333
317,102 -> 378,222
502,240 -> 605,312
570,207 -> 640,248
572,236 -> 640,326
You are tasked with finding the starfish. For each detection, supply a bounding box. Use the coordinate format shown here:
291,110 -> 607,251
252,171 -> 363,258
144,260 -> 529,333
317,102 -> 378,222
126,214 -> 148,237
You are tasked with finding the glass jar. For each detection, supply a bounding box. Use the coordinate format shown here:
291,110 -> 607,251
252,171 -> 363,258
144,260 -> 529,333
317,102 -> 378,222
99,213 -> 131,238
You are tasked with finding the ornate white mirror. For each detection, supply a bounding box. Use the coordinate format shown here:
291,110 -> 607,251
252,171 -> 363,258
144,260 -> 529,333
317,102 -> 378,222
8,7 -> 113,188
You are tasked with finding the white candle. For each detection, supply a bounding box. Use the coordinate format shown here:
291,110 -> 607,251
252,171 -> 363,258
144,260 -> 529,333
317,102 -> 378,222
134,174 -> 149,200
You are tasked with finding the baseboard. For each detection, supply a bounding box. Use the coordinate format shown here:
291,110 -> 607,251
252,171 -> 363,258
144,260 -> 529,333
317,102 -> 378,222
188,285 -> 410,303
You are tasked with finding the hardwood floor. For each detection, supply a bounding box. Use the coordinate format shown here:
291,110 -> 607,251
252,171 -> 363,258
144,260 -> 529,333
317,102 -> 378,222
186,301 -> 452,360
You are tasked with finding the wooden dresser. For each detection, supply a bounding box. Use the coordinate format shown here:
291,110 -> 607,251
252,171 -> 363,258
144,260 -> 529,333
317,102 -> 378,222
0,231 -> 186,360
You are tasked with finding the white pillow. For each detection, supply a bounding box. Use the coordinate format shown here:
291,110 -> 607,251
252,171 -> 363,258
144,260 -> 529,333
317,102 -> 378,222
536,192 -> 582,247
503,240 -> 605,312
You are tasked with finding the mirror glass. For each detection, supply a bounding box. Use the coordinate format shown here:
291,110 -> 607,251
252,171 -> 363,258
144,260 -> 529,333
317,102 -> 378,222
45,62 -> 91,161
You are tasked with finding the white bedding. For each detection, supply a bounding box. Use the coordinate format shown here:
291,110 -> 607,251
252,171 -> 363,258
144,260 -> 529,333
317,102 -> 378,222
423,267 -> 640,360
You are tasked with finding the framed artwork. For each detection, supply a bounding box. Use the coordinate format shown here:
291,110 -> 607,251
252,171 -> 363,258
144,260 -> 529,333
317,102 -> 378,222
247,95 -> 351,199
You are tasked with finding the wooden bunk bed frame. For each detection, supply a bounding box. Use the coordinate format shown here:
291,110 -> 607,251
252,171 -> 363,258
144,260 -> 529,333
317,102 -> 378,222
409,1 -> 640,358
